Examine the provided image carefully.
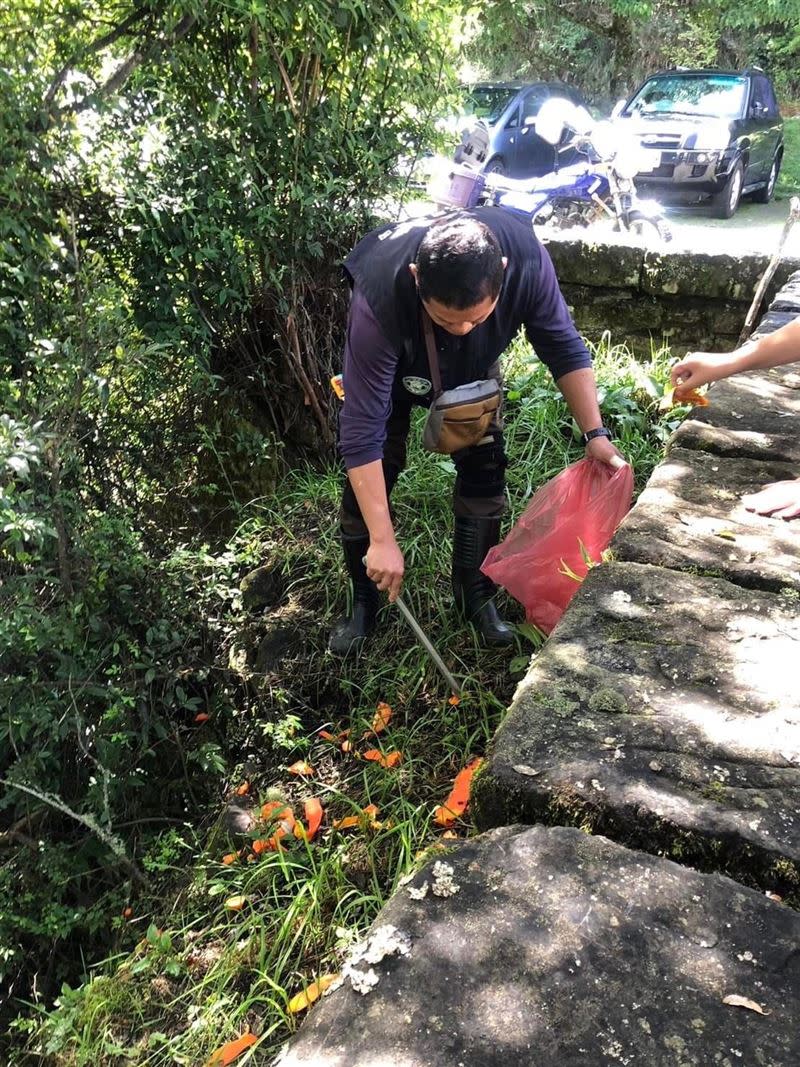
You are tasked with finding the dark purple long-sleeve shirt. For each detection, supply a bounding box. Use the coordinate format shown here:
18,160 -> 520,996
339,241 -> 591,470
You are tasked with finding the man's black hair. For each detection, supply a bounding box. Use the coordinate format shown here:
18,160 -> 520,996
414,214 -> 504,310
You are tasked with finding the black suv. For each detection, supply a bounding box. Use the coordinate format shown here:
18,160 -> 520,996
612,69 -> 783,217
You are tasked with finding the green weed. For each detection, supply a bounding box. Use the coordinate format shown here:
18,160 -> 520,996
777,115 -> 800,198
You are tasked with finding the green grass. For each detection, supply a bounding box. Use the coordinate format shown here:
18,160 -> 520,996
777,115 -> 800,198
13,333 -> 684,1066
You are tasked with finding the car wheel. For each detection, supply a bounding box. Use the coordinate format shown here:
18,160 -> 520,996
484,158 -> 506,176
711,160 -> 744,219
752,153 -> 781,204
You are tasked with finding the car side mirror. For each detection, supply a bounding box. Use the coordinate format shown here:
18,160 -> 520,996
610,99 -> 626,119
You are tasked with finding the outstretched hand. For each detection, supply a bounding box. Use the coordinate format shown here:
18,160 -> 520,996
742,478 -> 800,521
670,351 -> 730,401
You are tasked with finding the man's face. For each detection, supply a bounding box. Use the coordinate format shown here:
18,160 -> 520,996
422,292 -> 499,336
408,257 -> 506,337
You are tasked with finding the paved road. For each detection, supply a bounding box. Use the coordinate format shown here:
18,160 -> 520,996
661,196 -> 800,257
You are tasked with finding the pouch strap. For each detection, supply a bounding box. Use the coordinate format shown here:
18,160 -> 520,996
421,307 -> 443,398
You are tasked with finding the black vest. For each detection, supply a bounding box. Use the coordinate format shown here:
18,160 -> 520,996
343,208 -> 542,406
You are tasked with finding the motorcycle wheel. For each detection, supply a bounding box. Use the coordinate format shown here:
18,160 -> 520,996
624,209 -> 672,243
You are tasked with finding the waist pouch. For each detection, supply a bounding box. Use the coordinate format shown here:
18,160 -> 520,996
420,308 -> 500,454
422,379 -> 501,453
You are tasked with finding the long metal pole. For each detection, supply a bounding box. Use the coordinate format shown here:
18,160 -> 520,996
394,594 -> 462,696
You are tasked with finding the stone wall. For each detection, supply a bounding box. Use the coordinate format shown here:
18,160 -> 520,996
274,266 -> 800,1067
473,270 -> 800,879
542,233 -> 800,354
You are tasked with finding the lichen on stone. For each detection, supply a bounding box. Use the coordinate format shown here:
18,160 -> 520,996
431,861 -> 460,897
341,923 -> 412,995
531,685 -> 580,719
588,687 -> 629,715
348,966 -> 379,995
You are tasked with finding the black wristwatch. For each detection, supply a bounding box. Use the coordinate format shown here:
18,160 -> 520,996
580,426 -> 612,446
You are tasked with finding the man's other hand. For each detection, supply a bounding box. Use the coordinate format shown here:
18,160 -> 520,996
585,435 -> 628,470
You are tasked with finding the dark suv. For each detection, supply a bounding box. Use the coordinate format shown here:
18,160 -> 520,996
612,69 -> 783,217
453,81 -> 589,178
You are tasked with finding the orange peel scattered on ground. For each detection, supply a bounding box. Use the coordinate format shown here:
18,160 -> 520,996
206,1031 -> 258,1065
368,702 -> 393,735
434,757 -> 483,827
319,727 -> 350,743
224,895 -> 247,911
253,802 -> 296,852
333,804 -> 380,831
303,797 -> 323,839
287,760 -> 314,776
288,975 -> 339,1014
362,748 -> 402,768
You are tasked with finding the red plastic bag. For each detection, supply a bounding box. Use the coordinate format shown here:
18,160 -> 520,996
482,458 -> 634,634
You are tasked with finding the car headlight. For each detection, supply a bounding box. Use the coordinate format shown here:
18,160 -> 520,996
694,151 -> 719,164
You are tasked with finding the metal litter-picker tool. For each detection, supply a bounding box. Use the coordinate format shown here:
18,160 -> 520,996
393,592 -> 462,696
363,557 -> 461,695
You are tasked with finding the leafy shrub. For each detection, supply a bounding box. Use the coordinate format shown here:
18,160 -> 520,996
0,0 -> 463,1031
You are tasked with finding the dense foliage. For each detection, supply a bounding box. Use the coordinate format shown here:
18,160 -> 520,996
0,0 -> 460,1036
467,0 -> 800,105
16,334 -> 686,1064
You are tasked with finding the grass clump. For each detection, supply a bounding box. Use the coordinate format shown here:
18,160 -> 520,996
777,115 -> 800,198
12,332 -> 682,1065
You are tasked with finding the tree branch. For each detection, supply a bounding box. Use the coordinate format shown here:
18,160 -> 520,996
54,9 -> 200,121
44,4 -> 155,112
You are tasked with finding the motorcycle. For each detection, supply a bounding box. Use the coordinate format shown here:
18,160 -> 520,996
434,98 -> 672,243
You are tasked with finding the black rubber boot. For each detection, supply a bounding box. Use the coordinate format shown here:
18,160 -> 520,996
329,535 -> 380,655
452,516 -> 515,647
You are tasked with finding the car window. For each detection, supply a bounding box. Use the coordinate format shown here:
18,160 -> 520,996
752,75 -> 779,118
764,80 -> 780,117
520,87 -> 550,124
625,74 -> 747,119
463,86 -> 519,125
